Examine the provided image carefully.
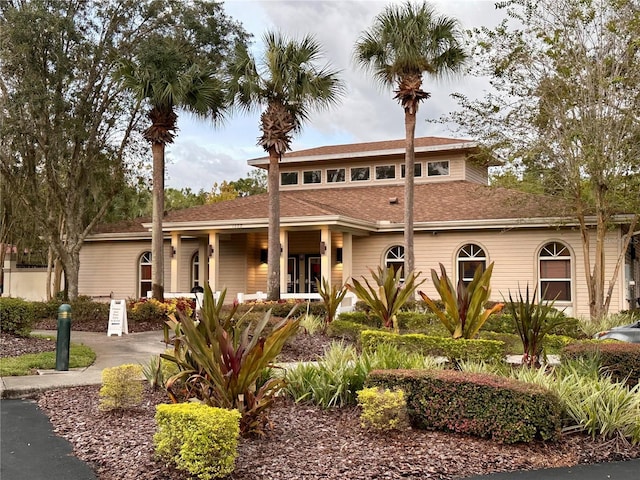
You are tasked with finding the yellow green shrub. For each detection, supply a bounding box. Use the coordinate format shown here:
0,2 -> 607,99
154,403 -> 241,479
357,386 -> 408,431
98,364 -> 143,411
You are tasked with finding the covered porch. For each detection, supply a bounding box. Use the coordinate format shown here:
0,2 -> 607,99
163,224 -> 362,303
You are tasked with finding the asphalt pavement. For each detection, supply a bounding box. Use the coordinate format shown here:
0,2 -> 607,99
1,329 -> 638,479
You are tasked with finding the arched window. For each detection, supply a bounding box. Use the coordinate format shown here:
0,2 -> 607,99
539,242 -> 572,301
191,252 -> 200,289
139,251 -> 152,298
385,245 -> 405,277
457,244 -> 486,286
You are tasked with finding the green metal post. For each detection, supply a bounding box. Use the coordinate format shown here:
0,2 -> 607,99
55,304 -> 71,371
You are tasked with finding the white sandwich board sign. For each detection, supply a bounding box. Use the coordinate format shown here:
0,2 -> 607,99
107,299 -> 128,336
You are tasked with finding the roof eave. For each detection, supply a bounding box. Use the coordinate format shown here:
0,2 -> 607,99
247,141 -> 480,167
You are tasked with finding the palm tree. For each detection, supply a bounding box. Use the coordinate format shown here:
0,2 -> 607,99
117,36 -> 227,301
355,1 -> 467,277
228,31 -> 343,301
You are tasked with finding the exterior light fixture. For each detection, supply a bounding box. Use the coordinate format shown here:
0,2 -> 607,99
320,241 -> 327,255
260,248 -> 268,264
336,248 -> 343,263
208,244 -> 214,257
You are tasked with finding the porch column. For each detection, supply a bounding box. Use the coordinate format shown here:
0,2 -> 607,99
170,232 -> 181,293
320,227 -> 332,286
342,232 -> 353,285
207,231 -> 219,293
280,229 -> 288,295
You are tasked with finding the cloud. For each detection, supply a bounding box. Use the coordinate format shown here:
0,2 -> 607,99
169,0 -> 502,190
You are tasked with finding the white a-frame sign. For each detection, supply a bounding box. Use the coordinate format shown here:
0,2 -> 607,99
107,299 -> 129,336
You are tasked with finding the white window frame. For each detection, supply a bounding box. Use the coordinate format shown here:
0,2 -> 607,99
457,243 -> 487,286
539,242 -> 572,301
385,245 -> 405,279
139,251 -> 152,298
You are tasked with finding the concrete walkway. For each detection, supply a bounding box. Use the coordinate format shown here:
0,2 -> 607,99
0,330 -> 167,399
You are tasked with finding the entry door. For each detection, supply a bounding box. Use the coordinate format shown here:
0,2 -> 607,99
307,256 -> 321,293
287,256 -> 298,293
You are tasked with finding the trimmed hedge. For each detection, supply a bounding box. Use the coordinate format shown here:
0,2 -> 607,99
336,311 -> 447,334
155,403 -> 241,479
361,330 -> 505,363
0,298 -> 35,336
368,369 -> 563,443
327,319 -> 371,342
562,341 -> 640,386
483,312 -> 584,339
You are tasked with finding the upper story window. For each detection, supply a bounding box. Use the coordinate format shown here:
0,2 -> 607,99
401,163 -> 422,178
281,172 -> 298,186
427,160 -> 449,177
139,251 -> 152,298
303,170 -> 321,184
351,166 -> 370,181
457,243 -> 486,286
327,168 -> 345,183
385,245 -> 405,278
376,165 -> 395,180
539,242 -> 572,301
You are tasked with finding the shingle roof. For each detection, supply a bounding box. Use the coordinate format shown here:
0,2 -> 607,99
158,181 -> 568,225
257,136 -> 473,160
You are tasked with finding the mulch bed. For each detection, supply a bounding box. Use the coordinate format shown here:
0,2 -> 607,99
3,320 -> 638,479
37,384 -> 639,480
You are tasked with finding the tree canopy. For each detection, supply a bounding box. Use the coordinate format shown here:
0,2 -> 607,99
355,1 -> 467,276
446,0 -> 640,318
228,31 -> 344,300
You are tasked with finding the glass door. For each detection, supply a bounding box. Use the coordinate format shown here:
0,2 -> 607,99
307,256 -> 321,293
287,256 -> 298,293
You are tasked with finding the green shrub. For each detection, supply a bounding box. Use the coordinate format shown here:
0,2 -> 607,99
99,364 -> 144,411
69,296 -> 110,324
357,386 -> 408,431
483,313 -> 517,334
127,299 -> 167,324
0,298 -> 35,336
562,341 -> 640,386
368,369 -> 563,443
155,403 -> 240,479
396,311 -> 433,331
327,319 -> 371,342
337,311 -> 381,327
361,330 -> 504,363
31,300 -> 60,321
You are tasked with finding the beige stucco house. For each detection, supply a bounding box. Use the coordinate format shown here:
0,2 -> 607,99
77,136 -> 640,318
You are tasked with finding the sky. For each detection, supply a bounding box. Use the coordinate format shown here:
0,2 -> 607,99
164,0 -> 504,191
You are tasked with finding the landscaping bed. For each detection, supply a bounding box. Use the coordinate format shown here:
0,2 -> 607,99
4,316 -> 637,479
37,385 -> 639,480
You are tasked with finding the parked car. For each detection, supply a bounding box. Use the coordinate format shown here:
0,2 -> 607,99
594,320 -> 640,343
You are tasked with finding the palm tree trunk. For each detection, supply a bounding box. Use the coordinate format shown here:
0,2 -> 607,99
404,109 -> 417,277
151,141 -> 165,302
267,151 -> 281,301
